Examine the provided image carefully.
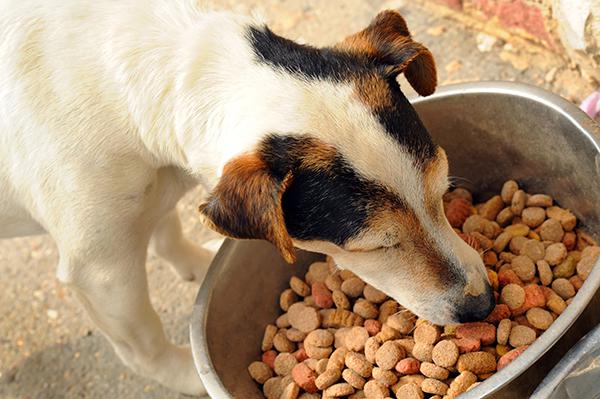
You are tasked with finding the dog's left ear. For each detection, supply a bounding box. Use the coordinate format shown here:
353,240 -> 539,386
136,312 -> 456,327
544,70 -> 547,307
337,10 -> 437,96
198,153 -> 296,263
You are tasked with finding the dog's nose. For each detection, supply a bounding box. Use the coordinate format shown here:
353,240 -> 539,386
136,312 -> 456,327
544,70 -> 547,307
455,284 -> 496,323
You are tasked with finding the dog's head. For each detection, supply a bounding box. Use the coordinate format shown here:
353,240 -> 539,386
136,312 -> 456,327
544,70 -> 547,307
198,10 -> 494,325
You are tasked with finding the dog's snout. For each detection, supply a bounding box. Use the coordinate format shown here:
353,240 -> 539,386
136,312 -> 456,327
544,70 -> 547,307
455,284 -> 496,323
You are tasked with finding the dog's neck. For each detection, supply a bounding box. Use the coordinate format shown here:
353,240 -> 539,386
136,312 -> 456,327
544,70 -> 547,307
110,8 -> 310,189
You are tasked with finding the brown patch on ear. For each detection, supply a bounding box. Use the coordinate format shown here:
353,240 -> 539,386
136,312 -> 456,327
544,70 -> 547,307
198,153 -> 296,263
353,74 -> 394,110
337,9 -> 437,96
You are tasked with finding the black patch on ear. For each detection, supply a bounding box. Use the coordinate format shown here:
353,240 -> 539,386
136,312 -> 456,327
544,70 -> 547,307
260,135 -> 404,245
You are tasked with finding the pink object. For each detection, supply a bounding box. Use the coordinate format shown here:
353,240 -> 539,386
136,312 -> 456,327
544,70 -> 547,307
580,92 -> 600,119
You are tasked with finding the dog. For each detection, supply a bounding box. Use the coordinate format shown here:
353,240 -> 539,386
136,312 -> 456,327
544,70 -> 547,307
0,0 -> 494,395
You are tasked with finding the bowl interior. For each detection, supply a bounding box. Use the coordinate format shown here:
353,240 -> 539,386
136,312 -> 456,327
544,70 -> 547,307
192,82 -> 600,398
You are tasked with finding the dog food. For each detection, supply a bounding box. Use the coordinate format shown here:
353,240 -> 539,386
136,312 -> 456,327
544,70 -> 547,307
250,180 -> 599,398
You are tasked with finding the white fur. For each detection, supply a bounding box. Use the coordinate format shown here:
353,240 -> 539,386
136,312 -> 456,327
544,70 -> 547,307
0,0 -> 489,393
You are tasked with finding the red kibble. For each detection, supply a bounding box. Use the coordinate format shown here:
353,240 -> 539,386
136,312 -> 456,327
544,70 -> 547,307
312,282 -> 334,309
262,350 -> 277,369
562,232 -> 577,251
498,269 -> 523,287
512,285 -> 546,316
364,319 -> 382,336
453,337 -> 481,353
395,358 -> 421,374
291,362 -> 318,393
456,322 -> 497,345
498,346 -> 529,370
485,304 -> 511,324
446,198 -> 472,228
294,347 -> 309,362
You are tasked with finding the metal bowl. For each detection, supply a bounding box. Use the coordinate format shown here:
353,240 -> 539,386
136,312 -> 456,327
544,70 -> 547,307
190,81 -> 600,398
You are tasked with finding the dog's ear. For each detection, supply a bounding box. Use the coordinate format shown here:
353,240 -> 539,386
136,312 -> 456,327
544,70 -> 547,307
337,10 -> 437,96
198,153 -> 296,263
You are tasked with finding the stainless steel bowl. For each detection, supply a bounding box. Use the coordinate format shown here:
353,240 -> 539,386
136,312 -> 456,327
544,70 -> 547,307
191,81 -> 600,398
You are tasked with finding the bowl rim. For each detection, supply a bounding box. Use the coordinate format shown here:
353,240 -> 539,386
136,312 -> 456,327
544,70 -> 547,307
190,80 -> 600,399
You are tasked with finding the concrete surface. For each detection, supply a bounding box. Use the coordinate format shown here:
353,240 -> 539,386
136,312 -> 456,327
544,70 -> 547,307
0,1 -> 595,398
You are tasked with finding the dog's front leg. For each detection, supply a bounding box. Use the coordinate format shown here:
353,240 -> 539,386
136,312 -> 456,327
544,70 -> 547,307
57,238 -> 205,396
151,208 -> 215,282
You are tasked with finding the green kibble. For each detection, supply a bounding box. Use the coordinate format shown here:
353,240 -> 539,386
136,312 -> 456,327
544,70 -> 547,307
553,256 -> 576,278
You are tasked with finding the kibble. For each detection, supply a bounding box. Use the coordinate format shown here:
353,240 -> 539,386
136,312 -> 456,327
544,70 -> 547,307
250,183 -> 599,398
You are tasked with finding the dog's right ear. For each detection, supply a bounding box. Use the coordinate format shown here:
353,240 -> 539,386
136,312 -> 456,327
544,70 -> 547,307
198,153 -> 296,263
337,10 -> 437,96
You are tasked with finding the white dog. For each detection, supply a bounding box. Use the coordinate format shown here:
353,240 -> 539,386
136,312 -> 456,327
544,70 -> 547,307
0,0 -> 494,395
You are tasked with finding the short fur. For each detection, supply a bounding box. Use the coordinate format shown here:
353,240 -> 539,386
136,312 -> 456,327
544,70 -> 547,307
0,1 -> 492,395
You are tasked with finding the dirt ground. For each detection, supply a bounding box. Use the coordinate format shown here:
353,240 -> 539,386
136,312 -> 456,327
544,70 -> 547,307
0,1 -> 596,398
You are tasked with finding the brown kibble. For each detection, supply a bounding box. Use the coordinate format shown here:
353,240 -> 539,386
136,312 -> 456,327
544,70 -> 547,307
546,294 -> 567,314
275,353 -> 299,376
569,275 -> 584,291
325,382 -> 354,397
447,370 -> 477,397
419,362 -> 449,380
526,307 -> 553,330
521,207 -> 546,228
342,368 -> 366,389
262,324 -> 278,351
327,348 -> 348,372
412,342 -> 434,362
345,327 -> 369,352
511,190 -> 527,215
540,219 -> 564,242
249,361 -> 273,384
341,278 -> 366,298
480,195 -> 504,221
520,239 -> 545,261
274,331 -> 296,353
378,300 -> 400,323
546,207 -> 576,231
494,232 -> 513,252
386,313 -> 415,335
501,284 -> 525,310
287,328 -> 307,343
345,352 -> 373,378
496,207 -> 515,226
376,341 -> 405,370
277,313 -> 291,328
321,309 -> 363,328
536,260 -> 553,286
511,255 -> 536,282
354,299 -> 379,319
315,369 -> 341,390
544,243 -> 567,266
501,180 -> 519,203
577,246 -> 600,280
288,303 -> 321,333
413,323 -> 441,345
496,319 -> 512,345
504,223 -> 530,237
509,325 -> 536,347
375,324 -> 401,343
527,194 -> 553,207
551,278 -> 575,299
308,262 -> 330,283
394,382 -> 424,399
281,382 -> 300,399
291,276 -> 311,297
363,284 -> 388,303
325,274 -> 343,291
364,337 -> 380,363
263,376 -> 283,399
305,329 -> 334,348
372,367 -> 398,386
431,340 -> 459,368
510,236 -> 528,255
280,289 -> 297,311
421,378 -> 449,395
553,256 -> 576,278
305,343 -> 333,360
457,352 -> 496,374
363,379 -> 388,399
332,290 -> 350,310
